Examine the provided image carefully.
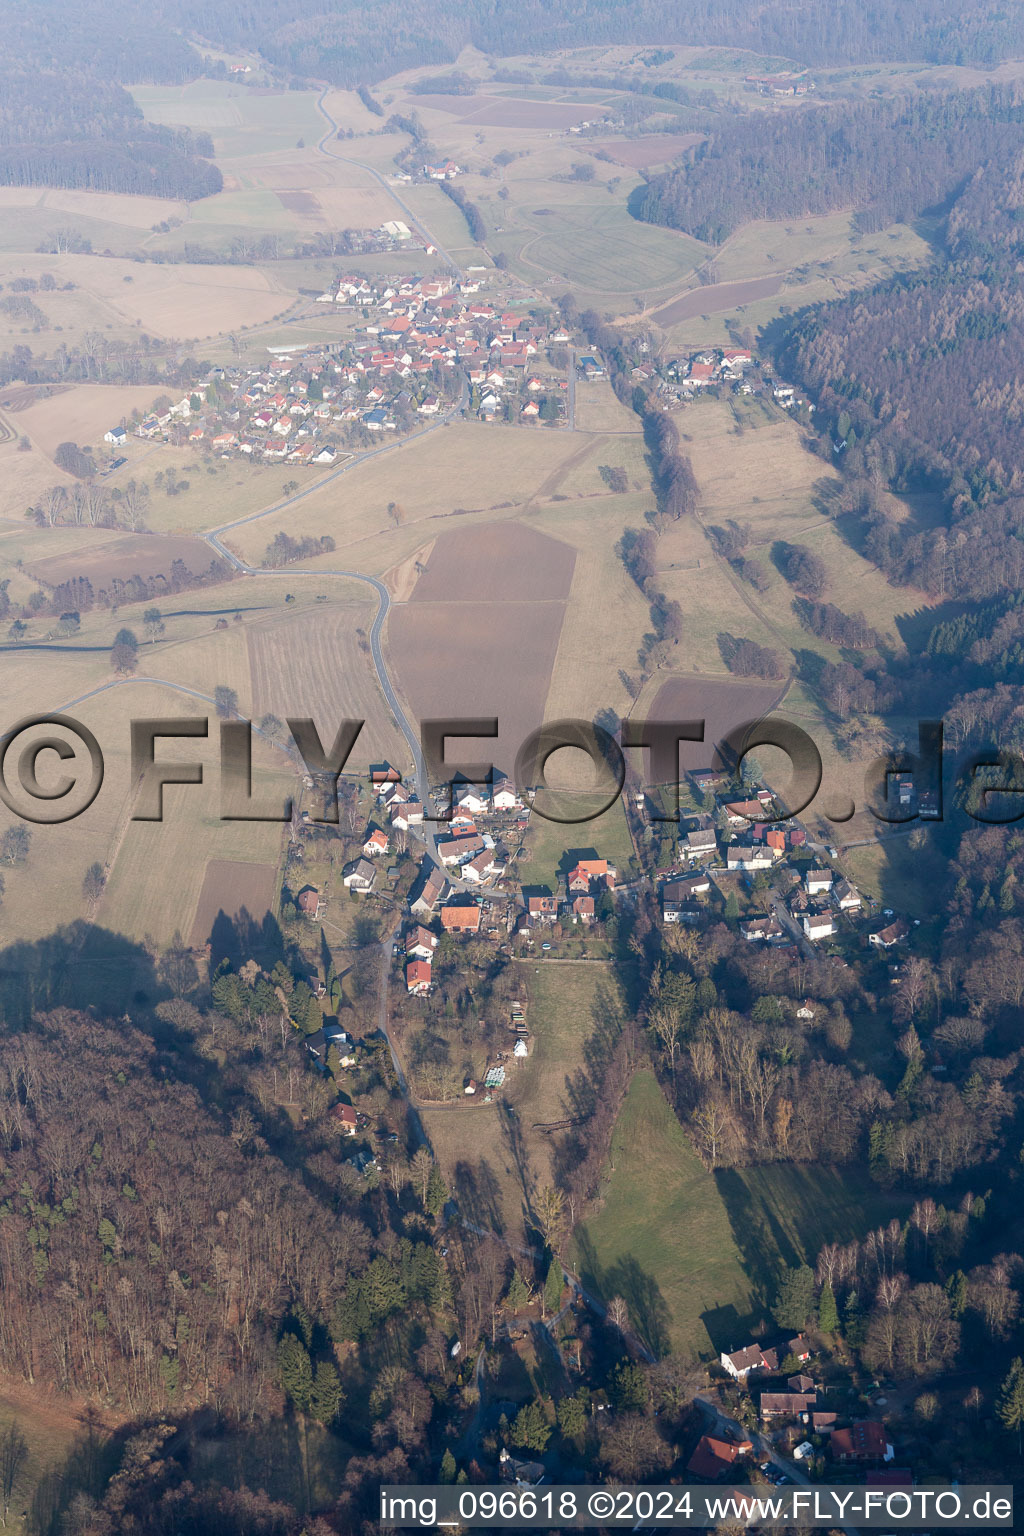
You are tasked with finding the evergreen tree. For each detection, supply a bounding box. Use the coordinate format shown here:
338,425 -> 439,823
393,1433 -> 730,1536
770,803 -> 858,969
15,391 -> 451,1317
309,1358 -> 344,1425
724,891 -> 740,921
946,1270 -> 968,1320
772,1264 -> 815,1331
277,1333 -> 312,1412
510,1401 -> 551,1455
997,1358 -> 1024,1451
543,1256 -> 564,1316
439,1448 -> 457,1484
557,1389 -> 589,1442
817,1280 -> 839,1334
506,1269 -> 530,1312
426,1162 -> 448,1216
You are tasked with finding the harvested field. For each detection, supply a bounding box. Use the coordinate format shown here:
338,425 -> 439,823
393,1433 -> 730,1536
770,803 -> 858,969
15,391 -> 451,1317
409,522 -> 575,603
412,93 -> 608,128
15,383 -> 163,455
388,599 -> 566,780
0,185 -> 189,228
647,674 -> 786,777
590,133 -> 704,168
189,858 -> 277,948
26,533 -> 228,591
246,602 -> 407,771
651,274 -> 783,326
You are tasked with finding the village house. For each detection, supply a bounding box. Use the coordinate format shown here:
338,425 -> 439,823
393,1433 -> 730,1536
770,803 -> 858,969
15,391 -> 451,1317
405,926 -> 438,961
805,867 -> 834,895
832,877 -> 861,911
830,1422 -> 894,1463
331,1102 -> 359,1136
720,1335 -> 810,1379
723,798 -> 767,827
726,842 -> 776,873
803,910 -> 835,942
441,901 -> 482,933
739,916 -> 786,944
568,895 -> 595,923
567,859 -> 615,894
296,886 -> 323,919
492,778 -> 518,811
870,919 -> 909,948
390,799 -> 424,831
410,862 -> 448,916
527,895 -> 559,924
303,1022 -> 355,1070
684,826 -> 718,861
462,850 -> 502,885
363,827 -> 389,857
686,1435 -> 751,1481
405,958 -> 433,996
760,1391 -> 817,1420
439,833 -> 485,866
342,858 -> 376,892
665,874 -> 712,901
664,900 -> 704,926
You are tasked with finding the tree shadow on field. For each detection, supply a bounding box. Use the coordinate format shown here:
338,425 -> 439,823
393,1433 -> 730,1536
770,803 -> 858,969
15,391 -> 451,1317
453,1156 -> 505,1236
714,1166 -> 792,1312
207,908 -> 286,973
0,921 -> 158,1024
572,1229 -> 672,1359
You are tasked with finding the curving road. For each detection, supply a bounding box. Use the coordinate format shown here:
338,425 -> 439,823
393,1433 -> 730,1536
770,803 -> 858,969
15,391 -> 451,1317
313,92 -> 463,277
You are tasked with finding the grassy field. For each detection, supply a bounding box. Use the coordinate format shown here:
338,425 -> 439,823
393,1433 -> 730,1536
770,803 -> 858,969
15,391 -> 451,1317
573,1070 -> 755,1359
519,798 -> 636,893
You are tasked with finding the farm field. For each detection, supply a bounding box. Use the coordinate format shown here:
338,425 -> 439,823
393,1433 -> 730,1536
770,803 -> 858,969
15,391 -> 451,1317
246,600 -> 409,772
589,133 -> 705,169
651,273 -> 783,328
573,378 -> 643,434
15,384 -> 165,457
225,423 -> 583,570
389,598 -> 566,782
25,531 -> 221,590
188,858 -> 279,948
0,1384 -> 101,1536
409,522 -> 576,603
573,1070 -> 755,1359
645,674 -> 786,778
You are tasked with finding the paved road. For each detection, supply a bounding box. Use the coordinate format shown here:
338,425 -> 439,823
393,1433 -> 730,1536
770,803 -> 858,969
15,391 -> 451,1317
314,92 -> 463,277
200,373 -> 469,826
